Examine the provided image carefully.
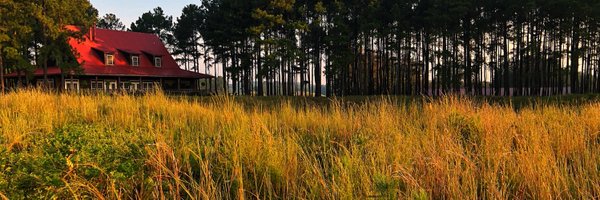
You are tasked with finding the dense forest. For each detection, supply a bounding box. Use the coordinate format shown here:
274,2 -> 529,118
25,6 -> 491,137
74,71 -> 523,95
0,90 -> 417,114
3,0 -> 600,96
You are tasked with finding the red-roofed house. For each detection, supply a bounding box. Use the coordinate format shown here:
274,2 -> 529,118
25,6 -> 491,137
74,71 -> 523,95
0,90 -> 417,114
6,26 -> 213,93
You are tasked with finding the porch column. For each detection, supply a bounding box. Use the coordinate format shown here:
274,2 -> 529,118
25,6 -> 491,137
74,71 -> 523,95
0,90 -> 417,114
117,77 -> 121,91
139,77 -> 143,90
177,78 -> 181,91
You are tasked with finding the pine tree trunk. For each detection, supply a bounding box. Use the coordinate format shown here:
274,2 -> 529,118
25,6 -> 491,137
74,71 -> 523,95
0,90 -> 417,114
571,23 -> 580,94
315,42 -> 322,97
503,21 -> 510,96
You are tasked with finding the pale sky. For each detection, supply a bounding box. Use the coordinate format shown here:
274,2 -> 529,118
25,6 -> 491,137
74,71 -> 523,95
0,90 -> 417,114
89,0 -> 201,28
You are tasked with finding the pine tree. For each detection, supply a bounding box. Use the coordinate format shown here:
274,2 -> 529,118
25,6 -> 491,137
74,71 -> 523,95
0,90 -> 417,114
130,7 -> 174,45
97,13 -> 125,30
173,5 -> 203,71
31,0 -> 97,87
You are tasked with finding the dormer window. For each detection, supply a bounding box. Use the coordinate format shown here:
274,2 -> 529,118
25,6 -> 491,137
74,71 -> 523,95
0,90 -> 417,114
154,57 -> 162,67
131,56 -> 139,66
105,54 -> 114,66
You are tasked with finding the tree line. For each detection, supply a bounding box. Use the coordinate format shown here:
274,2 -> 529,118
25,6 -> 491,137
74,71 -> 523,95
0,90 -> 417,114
161,0 -> 600,96
3,0 -> 600,96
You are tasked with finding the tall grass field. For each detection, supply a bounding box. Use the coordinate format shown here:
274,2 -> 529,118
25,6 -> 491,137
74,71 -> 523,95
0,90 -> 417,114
0,90 -> 599,199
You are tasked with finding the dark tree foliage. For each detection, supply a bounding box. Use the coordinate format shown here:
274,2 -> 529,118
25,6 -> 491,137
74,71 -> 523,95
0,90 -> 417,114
129,7 -> 174,44
0,0 -> 97,91
0,0 -> 32,92
97,13 -> 126,30
173,5 -> 203,72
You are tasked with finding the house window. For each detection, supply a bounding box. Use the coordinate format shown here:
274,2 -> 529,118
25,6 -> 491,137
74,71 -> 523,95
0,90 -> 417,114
119,81 -> 129,90
130,81 -> 140,91
37,79 -> 55,89
131,56 -> 139,66
143,82 -> 156,90
106,80 -> 117,90
105,54 -> 115,65
154,57 -> 162,67
64,79 -> 80,91
91,80 -> 104,90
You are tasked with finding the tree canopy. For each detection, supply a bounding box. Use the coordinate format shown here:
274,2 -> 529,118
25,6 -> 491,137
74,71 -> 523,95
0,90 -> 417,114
0,0 -> 32,91
172,4 -> 203,71
97,13 -> 126,30
0,0 -> 97,91
129,7 -> 174,44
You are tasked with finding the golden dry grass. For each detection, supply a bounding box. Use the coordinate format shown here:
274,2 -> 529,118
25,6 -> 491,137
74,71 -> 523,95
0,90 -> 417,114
0,90 -> 599,199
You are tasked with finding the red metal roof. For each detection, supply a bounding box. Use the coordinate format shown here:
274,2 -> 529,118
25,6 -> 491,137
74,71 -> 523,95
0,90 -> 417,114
118,49 -> 141,55
91,46 -> 117,53
8,26 -> 212,79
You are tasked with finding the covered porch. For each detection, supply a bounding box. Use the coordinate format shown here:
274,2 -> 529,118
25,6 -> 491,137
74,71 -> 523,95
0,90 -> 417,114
4,75 -> 215,95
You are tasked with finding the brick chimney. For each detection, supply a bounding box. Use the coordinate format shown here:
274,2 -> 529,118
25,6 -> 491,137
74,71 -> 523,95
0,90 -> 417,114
89,24 -> 96,41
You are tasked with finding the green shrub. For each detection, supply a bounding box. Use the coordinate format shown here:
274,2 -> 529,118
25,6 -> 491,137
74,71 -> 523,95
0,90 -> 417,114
0,125 -> 149,199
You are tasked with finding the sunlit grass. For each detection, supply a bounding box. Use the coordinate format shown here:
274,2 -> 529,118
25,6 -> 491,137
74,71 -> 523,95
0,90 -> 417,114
0,89 -> 599,199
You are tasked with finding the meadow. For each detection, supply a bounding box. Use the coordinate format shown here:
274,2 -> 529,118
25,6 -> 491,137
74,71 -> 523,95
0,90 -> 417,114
0,90 -> 599,199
